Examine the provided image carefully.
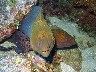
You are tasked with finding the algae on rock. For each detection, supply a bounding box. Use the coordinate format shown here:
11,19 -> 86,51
58,48 -> 82,71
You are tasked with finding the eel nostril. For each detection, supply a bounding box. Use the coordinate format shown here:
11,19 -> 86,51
47,50 -> 49,52
42,51 -> 45,53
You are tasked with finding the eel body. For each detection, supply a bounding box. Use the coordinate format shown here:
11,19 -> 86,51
51,27 -> 76,48
20,6 -> 55,57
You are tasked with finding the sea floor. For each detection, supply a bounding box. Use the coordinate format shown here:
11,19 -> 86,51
0,16 -> 96,72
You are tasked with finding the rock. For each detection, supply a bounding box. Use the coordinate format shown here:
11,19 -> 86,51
60,62 -> 76,72
52,53 -> 63,64
81,45 -> 96,72
58,48 -> 82,71
0,41 -> 16,48
48,17 -> 81,37
76,35 -> 96,50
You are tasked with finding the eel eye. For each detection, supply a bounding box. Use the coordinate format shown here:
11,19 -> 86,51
42,49 -> 49,53
42,51 -> 46,53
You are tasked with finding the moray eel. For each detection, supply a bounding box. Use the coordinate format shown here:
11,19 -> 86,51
0,6 -> 77,58
19,6 -> 55,57
30,12 -> 76,57
30,13 -> 55,57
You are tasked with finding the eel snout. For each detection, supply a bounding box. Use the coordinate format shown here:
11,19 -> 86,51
40,47 -> 50,57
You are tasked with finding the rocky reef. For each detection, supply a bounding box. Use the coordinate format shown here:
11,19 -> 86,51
0,0 -> 96,72
0,0 -> 37,42
41,0 -> 96,36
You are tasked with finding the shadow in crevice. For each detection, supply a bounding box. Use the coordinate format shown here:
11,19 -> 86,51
54,43 -> 78,50
0,46 -> 12,51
